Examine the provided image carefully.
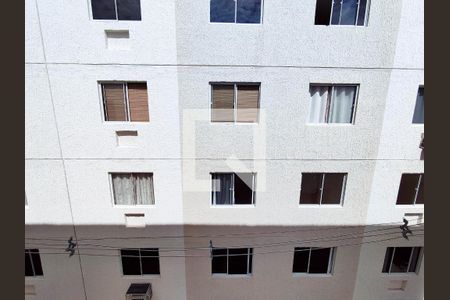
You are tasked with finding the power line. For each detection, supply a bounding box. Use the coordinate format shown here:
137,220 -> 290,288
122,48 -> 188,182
25,218 -> 423,242
26,226 -> 423,253
32,234 -> 424,259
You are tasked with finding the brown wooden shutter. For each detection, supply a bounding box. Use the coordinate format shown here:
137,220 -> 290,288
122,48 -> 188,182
103,83 -> 127,121
237,85 -> 259,122
128,83 -> 149,122
211,84 -> 234,122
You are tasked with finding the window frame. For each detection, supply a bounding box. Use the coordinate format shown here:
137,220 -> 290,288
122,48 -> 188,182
211,248 -> 253,276
90,0 -> 142,21
292,247 -> 335,275
210,172 -> 256,206
299,173 -> 347,206
308,84 -> 359,125
382,247 -> 423,275
99,81 -> 149,123
395,173 -> 424,206
412,85 -> 424,125
210,82 -> 261,124
25,249 -> 44,277
315,0 -> 370,26
120,248 -> 160,276
209,0 -> 264,24
109,172 -> 155,207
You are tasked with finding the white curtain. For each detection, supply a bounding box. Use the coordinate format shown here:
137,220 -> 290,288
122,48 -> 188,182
309,86 -> 329,123
329,86 -> 356,123
112,173 -> 154,205
212,174 -> 233,205
112,174 -> 134,205
135,174 -> 154,205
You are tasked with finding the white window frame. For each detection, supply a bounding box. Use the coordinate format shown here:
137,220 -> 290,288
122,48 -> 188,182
110,172 -> 155,206
309,84 -> 359,125
211,172 -> 256,206
210,82 -> 261,124
383,247 -> 423,274
89,0 -> 143,21
25,249 -> 43,277
292,247 -> 335,275
299,173 -> 347,206
328,0 -> 370,26
120,248 -> 160,276
396,173 -> 424,206
209,0 -> 264,24
99,81 -> 149,123
212,248 -> 253,276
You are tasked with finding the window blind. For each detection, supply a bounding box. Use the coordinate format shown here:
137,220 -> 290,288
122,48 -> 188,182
237,85 -> 259,122
128,83 -> 149,122
212,84 -> 234,122
103,83 -> 127,121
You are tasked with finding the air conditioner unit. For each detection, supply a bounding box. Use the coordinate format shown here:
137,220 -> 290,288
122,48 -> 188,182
125,283 -> 152,300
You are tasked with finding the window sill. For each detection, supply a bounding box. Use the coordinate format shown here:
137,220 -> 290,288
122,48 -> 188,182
209,122 -> 259,125
292,273 -> 333,278
25,276 -> 45,280
113,205 -> 156,208
122,275 -> 161,279
380,273 -> 418,278
395,204 -> 424,208
209,22 -> 262,26
103,121 -> 149,124
298,204 -> 343,208
305,123 -> 354,126
212,274 -> 252,278
211,204 -> 256,208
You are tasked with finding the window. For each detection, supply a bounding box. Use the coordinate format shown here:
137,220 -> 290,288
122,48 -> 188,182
210,0 -> 262,24
315,0 -> 370,26
25,249 -> 43,277
293,247 -> 335,274
111,173 -> 155,205
211,173 -> 255,205
300,173 -> 347,205
396,174 -> 424,205
91,0 -> 141,20
382,247 -> 422,274
309,85 -> 358,124
412,87 -> 424,124
212,248 -> 253,275
211,83 -> 260,123
101,82 -> 149,122
121,248 -> 160,275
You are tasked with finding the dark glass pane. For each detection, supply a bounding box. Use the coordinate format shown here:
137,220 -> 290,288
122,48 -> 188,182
340,0 -> 358,25
234,173 -> 254,204
212,248 -> 227,274
91,0 -> 116,20
391,247 -> 413,273
212,174 -> 233,205
321,173 -> 345,204
408,247 -> 422,272
210,0 -> 236,23
382,247 -> 394,273
141,249 -> 160,275
25,251 -> 33,276
117,0 -> 142,21
292,247 -> 310,273
309,248 -> 331,273
356,0 -> 368,25
412,87 -> 424,124
396,174 -> 420,205
121,249 -> 141,275
330,0 -> 342,24
236,0 -> 261,24
315,0 -> 333,25
30,249 -> 43,276
228,248 -> 249,274
300,173 -> 322,204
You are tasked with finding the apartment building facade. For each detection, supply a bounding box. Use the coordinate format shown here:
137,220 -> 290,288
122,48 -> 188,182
25,0 -> 424,299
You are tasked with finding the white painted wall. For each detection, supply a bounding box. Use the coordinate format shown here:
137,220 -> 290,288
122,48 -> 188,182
25,0 -> 424,299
